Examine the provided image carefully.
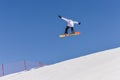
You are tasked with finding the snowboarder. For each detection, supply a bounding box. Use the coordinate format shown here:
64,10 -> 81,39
58,15 -> 81,34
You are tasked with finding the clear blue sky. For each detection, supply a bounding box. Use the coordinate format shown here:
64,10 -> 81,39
0,0 -> 120,65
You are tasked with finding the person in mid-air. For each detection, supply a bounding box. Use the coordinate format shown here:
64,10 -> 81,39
58,15 -> 81,34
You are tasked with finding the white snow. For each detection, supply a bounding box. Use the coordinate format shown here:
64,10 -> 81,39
1,47 -> 120,80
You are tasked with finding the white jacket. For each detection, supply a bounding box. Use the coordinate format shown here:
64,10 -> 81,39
61,17 -> 79,27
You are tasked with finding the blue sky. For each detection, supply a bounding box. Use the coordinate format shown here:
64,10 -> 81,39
0,0 -> 120,65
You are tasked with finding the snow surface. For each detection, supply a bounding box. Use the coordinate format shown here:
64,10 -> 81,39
1,47 -> 120,80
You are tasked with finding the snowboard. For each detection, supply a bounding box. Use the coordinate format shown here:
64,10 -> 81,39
59,32 -> 80,38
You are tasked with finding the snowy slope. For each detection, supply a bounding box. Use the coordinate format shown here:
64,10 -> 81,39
1,47 -> 120,80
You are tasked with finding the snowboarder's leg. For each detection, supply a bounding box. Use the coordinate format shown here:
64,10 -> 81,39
64,26 -> 70,34
71,27 -> 75,34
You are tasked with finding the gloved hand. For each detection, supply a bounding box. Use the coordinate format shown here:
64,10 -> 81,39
58,15 -> 62,18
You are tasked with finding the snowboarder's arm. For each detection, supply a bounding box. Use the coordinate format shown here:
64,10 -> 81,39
73,21 -> 81,25
58,15 -> 69,22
